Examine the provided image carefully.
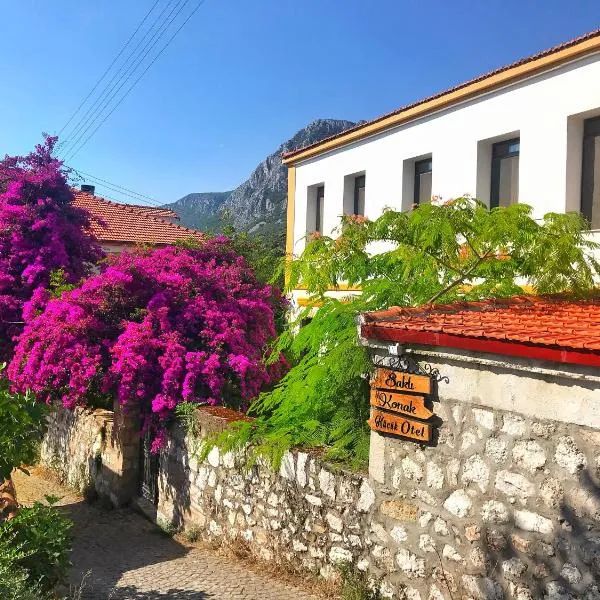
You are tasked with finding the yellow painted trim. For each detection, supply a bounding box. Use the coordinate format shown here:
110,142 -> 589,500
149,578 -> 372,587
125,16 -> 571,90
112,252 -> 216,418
283,35 -> 600,166
294,284 -> 363,292
297,297 -> 323,307
284,166 -> 296,286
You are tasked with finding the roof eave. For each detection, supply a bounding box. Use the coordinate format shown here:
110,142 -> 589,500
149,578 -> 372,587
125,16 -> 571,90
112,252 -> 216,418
283,33 -> 600,167
360,325 -> 600,368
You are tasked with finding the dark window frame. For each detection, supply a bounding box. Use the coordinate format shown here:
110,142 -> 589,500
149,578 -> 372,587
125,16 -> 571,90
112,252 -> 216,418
581,116 -> 600,228
414,158 -> 433,205
315,185 -> 324,233
490,137 -> 520,209
353,175 -> 366,216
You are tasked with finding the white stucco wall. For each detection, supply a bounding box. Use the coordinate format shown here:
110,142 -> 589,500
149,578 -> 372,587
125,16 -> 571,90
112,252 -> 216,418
292,52 -> 600,257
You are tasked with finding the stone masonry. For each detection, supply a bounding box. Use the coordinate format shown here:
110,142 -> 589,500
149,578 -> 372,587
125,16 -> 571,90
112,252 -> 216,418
43,369 -> 600,598
154,399 -> 600,600
41,401 -> 139,507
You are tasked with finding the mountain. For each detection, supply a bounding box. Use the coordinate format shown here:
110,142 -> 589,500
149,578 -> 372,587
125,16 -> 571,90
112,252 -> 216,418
162,192 -> 231,232
164,119 -> 358,234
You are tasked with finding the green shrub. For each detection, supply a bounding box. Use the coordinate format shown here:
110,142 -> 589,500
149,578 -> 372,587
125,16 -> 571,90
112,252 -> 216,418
338,561 -> 381,600
0,364 -> 47,481
216,199 -> 600,468
0,561 -> 48,600
0,496 -> 72,592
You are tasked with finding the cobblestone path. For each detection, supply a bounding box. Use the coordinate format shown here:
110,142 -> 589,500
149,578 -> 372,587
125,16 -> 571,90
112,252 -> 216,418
13,468 -> 321,600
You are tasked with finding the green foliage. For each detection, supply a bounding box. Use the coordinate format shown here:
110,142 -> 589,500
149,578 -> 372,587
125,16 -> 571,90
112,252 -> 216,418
0,561 -> 47,600
221,224 -> 285,288
337,561 -> 382,600
156,517 -> 178,537
183,524 -> 202,543
214,199 -> 600,468
0,364 -> 47,481
48,268 -> 78,298
0,496 -> 72,592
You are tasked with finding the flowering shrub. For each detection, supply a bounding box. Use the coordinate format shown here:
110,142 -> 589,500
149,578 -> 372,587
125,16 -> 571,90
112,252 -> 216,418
0,136 -> 103,360
9,241 -> 286,450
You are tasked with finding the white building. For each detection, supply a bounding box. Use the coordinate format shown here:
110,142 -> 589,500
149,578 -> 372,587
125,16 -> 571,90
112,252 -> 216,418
283,30 -> 600,302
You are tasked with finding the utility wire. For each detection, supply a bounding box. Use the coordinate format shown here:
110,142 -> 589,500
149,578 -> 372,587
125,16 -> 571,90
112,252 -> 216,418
69,167 -> 166,206
63,0 -> 206,161
58,0 -> 162,141
61,0 -> 189,160
82,180 -> 165,207
60,0 -> 181,156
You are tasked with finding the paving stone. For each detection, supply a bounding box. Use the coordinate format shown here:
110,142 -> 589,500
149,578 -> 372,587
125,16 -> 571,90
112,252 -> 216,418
14,469 -> 321,600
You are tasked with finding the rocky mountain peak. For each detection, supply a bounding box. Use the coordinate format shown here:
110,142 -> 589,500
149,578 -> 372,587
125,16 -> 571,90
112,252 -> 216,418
164,118 -> 358,234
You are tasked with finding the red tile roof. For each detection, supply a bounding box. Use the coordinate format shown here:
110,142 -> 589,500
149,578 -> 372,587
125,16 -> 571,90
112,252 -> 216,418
108,203 -> 179,220
72,191 -> 203,246
361,295 -> 600,367
283,29 -> 600,163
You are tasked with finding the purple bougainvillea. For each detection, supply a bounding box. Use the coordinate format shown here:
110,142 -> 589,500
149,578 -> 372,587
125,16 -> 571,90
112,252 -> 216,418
0,136 -> 103,360
9,241 -> 286,449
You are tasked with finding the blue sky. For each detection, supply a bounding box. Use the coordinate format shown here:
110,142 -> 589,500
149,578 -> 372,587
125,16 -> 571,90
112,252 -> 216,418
1,1 -> 598,204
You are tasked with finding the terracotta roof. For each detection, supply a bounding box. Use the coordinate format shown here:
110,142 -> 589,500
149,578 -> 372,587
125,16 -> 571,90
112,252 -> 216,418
361,295 -> 600,367
72,191 -> 203,246
283,29 -> 600,164
109,203 -> 179,220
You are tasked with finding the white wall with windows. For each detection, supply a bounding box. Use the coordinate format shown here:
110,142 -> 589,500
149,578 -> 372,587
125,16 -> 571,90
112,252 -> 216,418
292,52 -> 600,257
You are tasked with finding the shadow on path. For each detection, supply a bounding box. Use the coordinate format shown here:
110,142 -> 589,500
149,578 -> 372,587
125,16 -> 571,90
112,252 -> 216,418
62,499 -> 197,599
14,468 -> 315,600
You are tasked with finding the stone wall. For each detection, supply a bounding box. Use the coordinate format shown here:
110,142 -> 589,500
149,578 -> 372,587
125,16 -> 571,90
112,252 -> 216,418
41,352 -> 600,598
156,366 -> 600,599
41,404 -> 110,494
41,402 -> 140,507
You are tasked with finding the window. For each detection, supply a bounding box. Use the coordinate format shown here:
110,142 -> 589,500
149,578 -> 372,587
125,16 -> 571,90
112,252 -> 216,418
490,138 -> 519,208
414,158 -> 432,205
353,175 -> 366,216
315,185 -> 324,233
581,117 -> 600,229
306,184 -> 325,234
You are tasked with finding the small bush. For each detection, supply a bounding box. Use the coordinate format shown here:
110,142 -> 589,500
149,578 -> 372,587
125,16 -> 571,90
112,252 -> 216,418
0,496 -> 72,591
338,561 -> 381,600
156,517 -> 177,537
0,364 -> 47,482
0,561 -> 47,600
183,524 -> 202,543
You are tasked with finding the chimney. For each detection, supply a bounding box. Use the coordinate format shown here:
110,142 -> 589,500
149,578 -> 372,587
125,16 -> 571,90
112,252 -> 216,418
81,184 -> 95,195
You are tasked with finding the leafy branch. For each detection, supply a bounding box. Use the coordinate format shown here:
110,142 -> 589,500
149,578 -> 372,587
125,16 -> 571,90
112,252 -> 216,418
217,197 -> 599,468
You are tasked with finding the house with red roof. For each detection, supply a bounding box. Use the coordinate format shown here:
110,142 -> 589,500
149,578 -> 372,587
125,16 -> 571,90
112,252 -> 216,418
72,185 -> 202,253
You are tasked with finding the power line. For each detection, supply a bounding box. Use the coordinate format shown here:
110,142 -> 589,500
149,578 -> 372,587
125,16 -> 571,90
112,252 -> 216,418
83,180 -> 164,207
63,0 -> 206,161
60,0 -> 181,155
57,0 -> 162,142
69,167 -> 166,207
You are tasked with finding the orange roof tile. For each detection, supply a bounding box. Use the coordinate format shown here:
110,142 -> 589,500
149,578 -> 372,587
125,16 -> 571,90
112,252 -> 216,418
361,295 -> 600,367
72,191 -> 203,246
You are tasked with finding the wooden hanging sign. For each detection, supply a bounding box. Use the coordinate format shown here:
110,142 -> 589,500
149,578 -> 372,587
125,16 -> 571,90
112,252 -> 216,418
370,389 -> 433,420
372,368 -> 431,395
368,409 -> 431,442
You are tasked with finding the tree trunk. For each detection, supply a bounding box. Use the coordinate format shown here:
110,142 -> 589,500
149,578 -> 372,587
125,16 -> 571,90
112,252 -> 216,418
0,477 -> 18,522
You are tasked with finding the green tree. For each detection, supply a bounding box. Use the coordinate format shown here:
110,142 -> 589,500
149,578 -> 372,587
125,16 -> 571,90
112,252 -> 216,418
218,198 -> 600,468
0,365 -> 46,483
0,366 -> 71,597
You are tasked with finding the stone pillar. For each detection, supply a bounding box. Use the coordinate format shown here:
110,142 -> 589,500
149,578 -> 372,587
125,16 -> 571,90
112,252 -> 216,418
368,429 -> 386,484
98,400 -> 140,507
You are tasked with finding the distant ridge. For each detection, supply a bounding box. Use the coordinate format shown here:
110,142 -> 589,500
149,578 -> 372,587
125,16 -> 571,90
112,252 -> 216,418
163,119 -> 357,234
